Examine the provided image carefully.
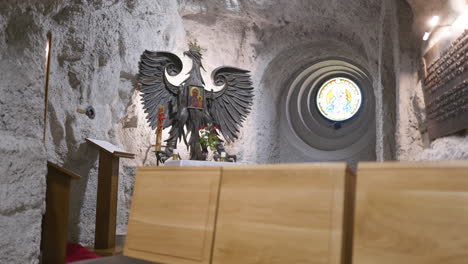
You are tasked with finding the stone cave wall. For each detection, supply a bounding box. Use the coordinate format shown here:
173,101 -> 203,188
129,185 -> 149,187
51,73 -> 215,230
242,0 -> 401,164
41,0 -> 187,246
395,0 -> 425,160
0,0 -> 187,261
0,0 -> 404,262
396,0 -> 468,161
183,0 -> 404,165
0,1 -> 48,263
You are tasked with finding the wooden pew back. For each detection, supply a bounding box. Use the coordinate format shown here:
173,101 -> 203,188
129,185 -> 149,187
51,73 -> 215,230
124,163 -> 354,264
124,167 -> 221,264
213,164 -> 355,264
353,161 -> 468,264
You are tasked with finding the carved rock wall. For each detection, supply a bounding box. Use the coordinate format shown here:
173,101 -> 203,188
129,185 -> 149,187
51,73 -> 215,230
1,0 -> 406,261
1,0 -> 187,258
179,0 -> 402,164
396,0 -> 468,161
42,0 -> 187,246
0,1 -> 48,263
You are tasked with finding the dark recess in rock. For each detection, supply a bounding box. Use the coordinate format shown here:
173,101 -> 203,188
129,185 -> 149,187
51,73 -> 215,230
52,5 -> 84,24
58,35 -> 85,67
5,10 -> 41,54
118,34 -> 126,58
48,104 -> 65,148
411,95 -> 427,133
64,113 -> 78,152
125,0 -> 136,10
68,71 -> 81,89
98,54 -> 109,67
182,13 -> 217,25
123,116 -> 138,128
120,71 -> 138,87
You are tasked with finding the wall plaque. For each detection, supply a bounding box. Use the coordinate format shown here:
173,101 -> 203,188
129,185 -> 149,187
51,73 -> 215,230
423,29 -> 468,140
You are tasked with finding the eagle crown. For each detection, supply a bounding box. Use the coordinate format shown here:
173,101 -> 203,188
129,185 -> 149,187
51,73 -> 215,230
188,40 -> 202,53
184,40 -> 206,78
184,41 -> 203,61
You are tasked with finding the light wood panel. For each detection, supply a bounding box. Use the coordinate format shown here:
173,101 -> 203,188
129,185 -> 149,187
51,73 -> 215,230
124,167 -> 222,264
353,161 -> 468,264
212,163 -> 355,264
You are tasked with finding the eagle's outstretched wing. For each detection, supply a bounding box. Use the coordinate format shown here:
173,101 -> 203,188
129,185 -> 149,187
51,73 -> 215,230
208,67 -> 254,143
138,51 -> 183,129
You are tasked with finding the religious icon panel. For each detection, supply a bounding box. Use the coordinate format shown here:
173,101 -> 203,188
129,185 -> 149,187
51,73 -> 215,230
315,77 -> 362,122
188,86 -> 204,109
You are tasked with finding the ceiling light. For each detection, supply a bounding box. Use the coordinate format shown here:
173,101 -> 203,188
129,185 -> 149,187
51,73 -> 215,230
423,32 -> 431,41
429,16 -> 440,27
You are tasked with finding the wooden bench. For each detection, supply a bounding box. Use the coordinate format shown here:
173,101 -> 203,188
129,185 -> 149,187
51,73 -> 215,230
212,164 -> 355,264
353,161 -> 468,264
76,161 -> 468,264
122,163 -> 355,264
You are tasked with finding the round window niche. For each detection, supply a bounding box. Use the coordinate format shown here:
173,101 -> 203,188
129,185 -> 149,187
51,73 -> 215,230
282,59 -> 376,158
315,77 -> 362,122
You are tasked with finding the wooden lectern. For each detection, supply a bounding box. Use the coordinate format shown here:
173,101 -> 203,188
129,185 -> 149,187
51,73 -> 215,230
86,138 -> 135,255
42,161 -> 81,264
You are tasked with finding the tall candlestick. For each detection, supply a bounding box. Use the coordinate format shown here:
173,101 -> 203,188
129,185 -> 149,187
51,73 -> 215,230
155,105 -> 165,152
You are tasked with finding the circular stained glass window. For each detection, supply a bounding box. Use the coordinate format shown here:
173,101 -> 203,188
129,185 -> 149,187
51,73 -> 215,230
316,77 -> 362,122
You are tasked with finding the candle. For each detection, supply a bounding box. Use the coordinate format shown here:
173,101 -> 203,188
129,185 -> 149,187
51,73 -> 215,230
172,149 -> 179,160
220,152 -> 226,162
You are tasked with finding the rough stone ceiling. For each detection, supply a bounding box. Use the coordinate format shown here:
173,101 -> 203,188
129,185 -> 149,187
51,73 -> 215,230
406,0 -> 452,15
406,0 -> 467,31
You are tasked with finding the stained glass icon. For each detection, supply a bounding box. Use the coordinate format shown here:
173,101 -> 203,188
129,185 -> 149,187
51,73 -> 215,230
316,77 -> 362,121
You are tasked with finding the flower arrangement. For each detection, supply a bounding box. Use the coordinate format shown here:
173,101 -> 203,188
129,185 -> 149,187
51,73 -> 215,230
199,125 -> 220,151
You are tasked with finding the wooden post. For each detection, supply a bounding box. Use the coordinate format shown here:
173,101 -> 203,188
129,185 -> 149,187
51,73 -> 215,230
42,161 -> 81,264
43,32 -> 52,144
95,150 -> 120,250
86,138 -> 135,254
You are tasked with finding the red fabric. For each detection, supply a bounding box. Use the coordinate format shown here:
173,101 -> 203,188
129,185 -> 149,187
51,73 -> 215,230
66,243 -> 100,263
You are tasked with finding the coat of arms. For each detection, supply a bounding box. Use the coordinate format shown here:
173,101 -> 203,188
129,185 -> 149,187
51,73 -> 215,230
138,41 -> 254,163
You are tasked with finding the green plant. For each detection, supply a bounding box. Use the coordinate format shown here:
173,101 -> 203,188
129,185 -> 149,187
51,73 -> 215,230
198,125 -> 219,151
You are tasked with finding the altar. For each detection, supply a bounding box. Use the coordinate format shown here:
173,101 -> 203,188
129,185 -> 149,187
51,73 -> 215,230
164,160 -> 237,167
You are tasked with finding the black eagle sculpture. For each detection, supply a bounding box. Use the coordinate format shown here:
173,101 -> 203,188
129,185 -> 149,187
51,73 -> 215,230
138,42 -> 254,163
